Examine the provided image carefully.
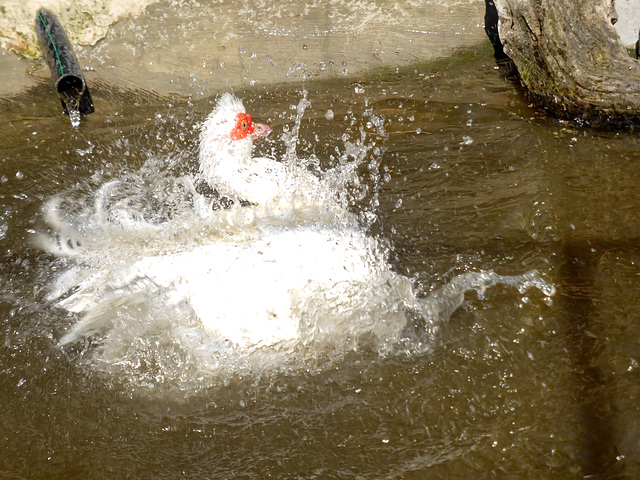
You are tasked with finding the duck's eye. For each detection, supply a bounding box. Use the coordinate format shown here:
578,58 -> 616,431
230,113 -> 255,140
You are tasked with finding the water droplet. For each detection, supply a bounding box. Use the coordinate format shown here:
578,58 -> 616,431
302,44 -> 308,50
354,84 -> 365,94
461,135 -> 473,145
325,109 -> 334,120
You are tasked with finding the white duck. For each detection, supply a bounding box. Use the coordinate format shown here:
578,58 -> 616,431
51,93 -> 413,349
198,93 -> 330,215
198,93 -> 278,204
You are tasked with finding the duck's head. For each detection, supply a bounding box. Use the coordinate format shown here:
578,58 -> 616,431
198,93 -> 270,184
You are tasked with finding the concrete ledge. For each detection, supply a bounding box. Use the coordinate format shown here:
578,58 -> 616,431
1,0 -> 486,98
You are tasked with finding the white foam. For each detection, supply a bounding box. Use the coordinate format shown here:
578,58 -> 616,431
39,97 -> 555,394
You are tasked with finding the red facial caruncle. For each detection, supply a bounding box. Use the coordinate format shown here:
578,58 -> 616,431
230,113 -> 255,140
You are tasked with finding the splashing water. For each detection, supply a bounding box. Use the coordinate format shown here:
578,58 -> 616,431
37,96 -> 555,394
282,91 -> 312,164
65,96 -> 82,128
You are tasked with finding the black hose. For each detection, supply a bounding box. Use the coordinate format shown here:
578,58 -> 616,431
35,9 -> 94,116
484,0 -> 508,61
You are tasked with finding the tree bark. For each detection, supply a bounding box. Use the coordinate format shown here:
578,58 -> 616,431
493,0 -> 640,126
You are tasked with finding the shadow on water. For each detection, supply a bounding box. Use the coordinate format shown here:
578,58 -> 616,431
2,42 -> 640,478
559,235 -> 640,479
560,241 -> 620,478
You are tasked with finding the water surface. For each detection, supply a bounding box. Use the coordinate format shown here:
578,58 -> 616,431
2,44 -> 640,478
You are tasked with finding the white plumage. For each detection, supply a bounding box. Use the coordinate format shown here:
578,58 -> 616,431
199,93 -> 284,205
49,94 -> 412,350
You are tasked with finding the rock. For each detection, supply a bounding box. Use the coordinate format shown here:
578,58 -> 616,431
492,0 -> 640,126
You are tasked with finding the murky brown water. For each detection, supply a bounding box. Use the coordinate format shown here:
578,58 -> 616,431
2,44 -> 640,478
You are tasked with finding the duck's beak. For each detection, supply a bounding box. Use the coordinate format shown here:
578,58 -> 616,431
252,122 -> 270,139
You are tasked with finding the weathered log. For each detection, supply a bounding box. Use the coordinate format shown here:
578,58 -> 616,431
492,0 -> 640,126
